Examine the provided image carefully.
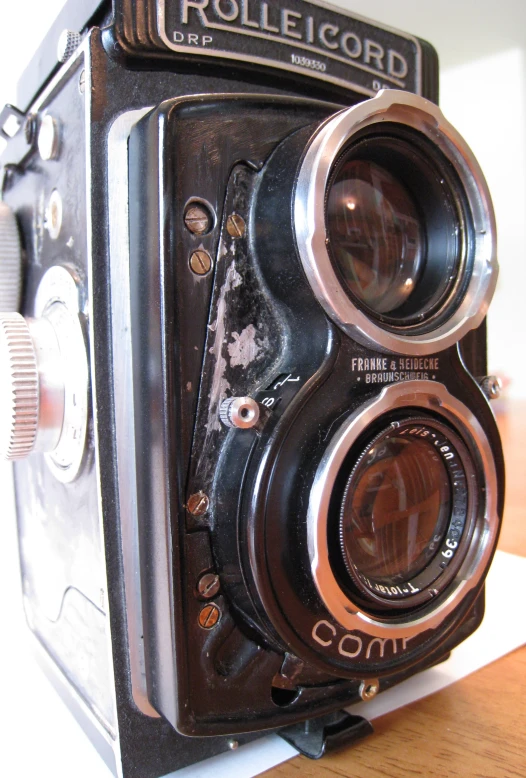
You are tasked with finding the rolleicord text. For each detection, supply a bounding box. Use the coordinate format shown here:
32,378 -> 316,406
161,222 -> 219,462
178,1 -> 409,80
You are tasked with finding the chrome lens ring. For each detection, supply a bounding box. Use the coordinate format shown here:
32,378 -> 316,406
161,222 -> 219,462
306,380 -> 498,640
294,90 -> 498,355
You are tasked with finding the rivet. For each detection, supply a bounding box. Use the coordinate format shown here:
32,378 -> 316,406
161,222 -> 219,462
46,190 -> 63,240
38,115 -> 60,161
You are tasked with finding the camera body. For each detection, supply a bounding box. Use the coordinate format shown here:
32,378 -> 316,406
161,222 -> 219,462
0,1 -> 504,776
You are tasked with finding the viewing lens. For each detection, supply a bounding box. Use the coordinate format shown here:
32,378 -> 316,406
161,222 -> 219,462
326,159 -> 424,315
325,132 -> 465,328
340,426 -> 452,587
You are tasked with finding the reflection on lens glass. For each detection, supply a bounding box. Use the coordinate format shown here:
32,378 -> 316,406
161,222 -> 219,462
327,159 -> 424,315
340,434 -> 451,585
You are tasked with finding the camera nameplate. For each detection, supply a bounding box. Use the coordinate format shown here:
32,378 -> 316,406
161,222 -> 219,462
307,379 -> 498,640
156,0 -> 422,97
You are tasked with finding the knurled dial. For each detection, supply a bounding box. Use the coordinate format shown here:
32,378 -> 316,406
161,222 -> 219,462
0,266 -> 89,482
0,202 -> 23,312
0,312 -> 65,462
0,314 -> 39,459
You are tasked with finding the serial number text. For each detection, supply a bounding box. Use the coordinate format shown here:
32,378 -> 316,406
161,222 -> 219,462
291,54 -> 327,72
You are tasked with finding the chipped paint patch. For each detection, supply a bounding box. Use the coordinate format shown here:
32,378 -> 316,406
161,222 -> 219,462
228,324 -> 260,368
203,258 -> 242,435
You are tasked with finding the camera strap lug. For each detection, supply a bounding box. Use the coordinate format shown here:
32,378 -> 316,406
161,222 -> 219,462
277,710 -> 374,760
0,104 -> 26,142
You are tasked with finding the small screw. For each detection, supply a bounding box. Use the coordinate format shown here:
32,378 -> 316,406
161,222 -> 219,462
226,213 -> 246,238
199,603 -> 221,629
187,491 -> 210,516
79,69 -> 86,95
228,740 -> 239,751
359,679 -> 380,702
184,203 -> 212,235
189,249 -> 212,276
480,375 -> 502,400
38,115 -> 60,161
197,572 -> 220,599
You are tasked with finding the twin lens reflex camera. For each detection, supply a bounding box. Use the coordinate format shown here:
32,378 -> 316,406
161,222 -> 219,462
0,1 -> 504,776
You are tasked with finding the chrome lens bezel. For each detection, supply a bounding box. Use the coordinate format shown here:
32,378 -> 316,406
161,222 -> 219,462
306,380 -> 498,640
294,90 -> 498,355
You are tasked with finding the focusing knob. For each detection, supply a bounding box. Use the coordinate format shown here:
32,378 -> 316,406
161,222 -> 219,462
0,267 -> 89,481
0,313 -> 39,459
0,202 -> 23,312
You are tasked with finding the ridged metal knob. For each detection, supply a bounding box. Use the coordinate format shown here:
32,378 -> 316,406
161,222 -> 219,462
0,313 -> 39,460
57,30 -> 82,63
0,202 -> 22,312
219,396 -> 260,429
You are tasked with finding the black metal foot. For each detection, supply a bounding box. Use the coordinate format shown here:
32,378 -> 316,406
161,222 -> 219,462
277,710 -> 374,759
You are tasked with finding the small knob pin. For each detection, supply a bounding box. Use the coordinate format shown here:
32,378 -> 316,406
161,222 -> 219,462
219,396 -> 260,429
57,30 -> 82,63
480,375 -> 502,400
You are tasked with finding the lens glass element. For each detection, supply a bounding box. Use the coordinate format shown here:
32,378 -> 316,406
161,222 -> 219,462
340,429 -> 451,586
327,159 -> 424,315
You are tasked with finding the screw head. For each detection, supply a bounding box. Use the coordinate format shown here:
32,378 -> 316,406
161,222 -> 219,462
187,491 -> 210,516
198,602 -> 221,629
359,679 -> 380,702
38,115 -> 60,161
226,213 -> 246,238
197,572 -> 220,599
189,249 -> 212,276
184,203 -> 212,235
228,740 -> 239,751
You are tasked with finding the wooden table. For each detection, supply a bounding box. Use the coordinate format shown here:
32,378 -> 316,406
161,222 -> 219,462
262,400 -> 526,778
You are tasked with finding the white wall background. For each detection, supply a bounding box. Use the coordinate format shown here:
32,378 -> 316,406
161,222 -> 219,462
0,0 -> 525,394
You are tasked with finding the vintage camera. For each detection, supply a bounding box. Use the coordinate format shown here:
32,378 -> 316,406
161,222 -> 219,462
0,1 -> 504,776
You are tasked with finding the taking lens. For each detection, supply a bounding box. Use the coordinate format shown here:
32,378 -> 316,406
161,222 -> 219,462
337,417 -> 474,605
